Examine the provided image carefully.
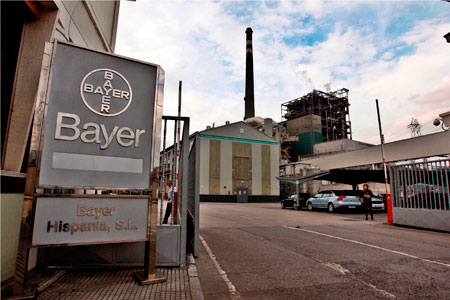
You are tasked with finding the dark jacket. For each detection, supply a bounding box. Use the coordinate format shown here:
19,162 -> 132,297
362,189 -> 373,207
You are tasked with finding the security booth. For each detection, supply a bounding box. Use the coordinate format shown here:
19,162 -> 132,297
11,39 -> 179,293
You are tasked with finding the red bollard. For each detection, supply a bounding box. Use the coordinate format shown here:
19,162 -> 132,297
386,194 -> 393,223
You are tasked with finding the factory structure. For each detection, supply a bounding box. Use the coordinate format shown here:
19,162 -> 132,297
164,27 -> 365,202
162,27 -> 368,202
159,26 -> 450,233
280,88 -> 353,161
178,27 -> 280,203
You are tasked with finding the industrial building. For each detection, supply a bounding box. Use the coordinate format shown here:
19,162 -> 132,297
280,88 -> 352,160
161,118 -> 280,203
193,121 -> 280,202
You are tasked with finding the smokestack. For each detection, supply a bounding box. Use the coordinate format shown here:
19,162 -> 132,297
244,27 -> 255,120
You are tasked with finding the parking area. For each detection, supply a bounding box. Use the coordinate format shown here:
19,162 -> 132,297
197,202 -> 450,300
280,191 -> 386,214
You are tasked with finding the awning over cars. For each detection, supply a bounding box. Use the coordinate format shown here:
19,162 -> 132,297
277,169 -> 389,185
276,170 -> 330,184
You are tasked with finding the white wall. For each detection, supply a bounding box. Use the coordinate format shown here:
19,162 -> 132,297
251,143 -> 262,195
54,0 -> 117,52
270,144 -> 280,195
199,137 -> 279,196
199,137 -> 210,194
220,140 -> 233,195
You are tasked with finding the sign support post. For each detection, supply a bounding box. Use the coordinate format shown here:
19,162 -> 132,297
134,176 -> 166,284
12,41 -> 55,297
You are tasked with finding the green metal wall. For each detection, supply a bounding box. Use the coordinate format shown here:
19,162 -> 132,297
291,132 -> 323,157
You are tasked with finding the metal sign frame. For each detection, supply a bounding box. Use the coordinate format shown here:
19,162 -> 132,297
36,40 -> 164,190
31,194 -> 151,248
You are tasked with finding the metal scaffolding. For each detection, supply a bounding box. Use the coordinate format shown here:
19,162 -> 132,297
281,88 -> 352,142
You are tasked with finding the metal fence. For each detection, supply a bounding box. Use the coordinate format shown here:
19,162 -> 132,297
158,116 -> 190,267
187,134 -> 200,257
389,159 -> 450,231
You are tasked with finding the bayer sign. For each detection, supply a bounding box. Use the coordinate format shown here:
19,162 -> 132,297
80,69 -> 133,117
38,42 -> 164,189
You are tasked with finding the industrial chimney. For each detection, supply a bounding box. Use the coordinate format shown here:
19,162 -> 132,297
244,27 -> 255,120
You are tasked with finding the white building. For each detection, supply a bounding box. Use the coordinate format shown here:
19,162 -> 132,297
192,121 -> 280,202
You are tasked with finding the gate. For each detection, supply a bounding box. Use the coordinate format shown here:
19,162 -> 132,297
389,159 -> 450,231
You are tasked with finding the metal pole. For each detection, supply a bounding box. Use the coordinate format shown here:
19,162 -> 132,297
376,99 -> 389,195
295,180 -> 300,207
173,81 -> 182,224
171,122 -> 177,225
160,119 -> 167,225
13,41 -> 55,296
135,179 -> 166,285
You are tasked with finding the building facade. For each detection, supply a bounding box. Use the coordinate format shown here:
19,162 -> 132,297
1,0 -> 120,282
195,122 -> 280,202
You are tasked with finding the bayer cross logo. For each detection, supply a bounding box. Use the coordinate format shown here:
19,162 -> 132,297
80,68 -> 133,117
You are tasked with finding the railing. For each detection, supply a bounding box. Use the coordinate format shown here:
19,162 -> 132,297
389,158 -> 450,232
390,159 -> 449,210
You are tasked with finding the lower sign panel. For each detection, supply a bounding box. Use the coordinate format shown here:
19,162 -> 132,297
32,197 -> 148,246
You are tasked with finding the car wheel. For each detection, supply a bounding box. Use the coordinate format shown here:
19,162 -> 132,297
328,203 -> 335,213
307,202 -> 313,211
281,201 -> 286,209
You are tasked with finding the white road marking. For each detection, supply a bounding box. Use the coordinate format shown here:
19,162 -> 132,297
368,283 -> 397,299
285,226 -> 450,268
285,227 -> 401,299
200,235 -> 241,300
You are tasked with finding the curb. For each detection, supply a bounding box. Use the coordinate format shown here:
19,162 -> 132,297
187,254 -> 205,300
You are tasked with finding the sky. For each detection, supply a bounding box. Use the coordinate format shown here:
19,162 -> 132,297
116,0 -> 450,145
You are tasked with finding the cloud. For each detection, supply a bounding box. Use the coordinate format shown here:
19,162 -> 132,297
115,1 -> 450,146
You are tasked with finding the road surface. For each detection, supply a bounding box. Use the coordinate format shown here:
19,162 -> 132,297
195,202 -> 450,300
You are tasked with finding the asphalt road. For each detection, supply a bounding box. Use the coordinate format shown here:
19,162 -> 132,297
195,202 -> 450,300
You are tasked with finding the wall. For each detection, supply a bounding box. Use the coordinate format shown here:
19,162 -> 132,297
199,137 -> 210,194
314,139 -> 372,156
285,114 -> 321,135
221,140 -> 233,195
292,131 -> 323,156
53,0 -> 118,52
198,135 -> 279,198
1,194 -> 37,282
270,144 -> 280,195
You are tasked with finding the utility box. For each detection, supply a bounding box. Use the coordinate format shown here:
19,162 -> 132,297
237,188 -> 249,203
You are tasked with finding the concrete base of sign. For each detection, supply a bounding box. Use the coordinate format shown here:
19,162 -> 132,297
156,225 -> 181,266
294,205 -> 301,211
5,287 -> 37,300
133,270 -> 166,285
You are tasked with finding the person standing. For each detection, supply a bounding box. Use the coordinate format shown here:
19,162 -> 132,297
362,183 -> 374,221
163,180 -> 174,224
